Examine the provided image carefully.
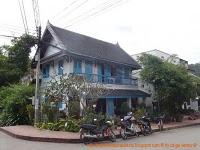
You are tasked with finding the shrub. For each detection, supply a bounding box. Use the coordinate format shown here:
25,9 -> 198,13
68,100 -> 80,119
26,104 -> 34,125
120,102 -> 130,116
41,102 -> 57,123
134,108 -> 145,119
64,117 -> 80,132
0,84 -> 34,126
82,107 -> 106,125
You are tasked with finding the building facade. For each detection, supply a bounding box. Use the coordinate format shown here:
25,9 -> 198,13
35,22 -> 150,117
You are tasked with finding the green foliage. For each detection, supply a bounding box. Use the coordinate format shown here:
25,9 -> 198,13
64,117 -> 81,132
0,34 -> 36,86
7,35 -> 36,75
68,100 -> 80,119
26,104 -> 34,125
139,54 -> 198,118
41,102 -> 58,123
120,102 -> 130,115
37,121 -> 65,131
35,118 -> 81,132
133,108 -> 145,119
82,107 -> 106,125
0,84 -> 34,126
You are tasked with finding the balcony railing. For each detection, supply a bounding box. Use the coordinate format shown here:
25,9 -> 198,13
71,73 -> 138,86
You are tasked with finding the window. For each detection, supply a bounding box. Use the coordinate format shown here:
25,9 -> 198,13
42,64 -> 50,78
85,61 -> 93,81
58,60 -> 63,75
124,67 -> 130,78
74,59 -> 82,73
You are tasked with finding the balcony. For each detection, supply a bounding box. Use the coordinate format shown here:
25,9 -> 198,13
72,73 -> 138,86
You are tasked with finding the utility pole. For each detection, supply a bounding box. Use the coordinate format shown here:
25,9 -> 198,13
34,26 -> 41,124
32,0 -> 41,125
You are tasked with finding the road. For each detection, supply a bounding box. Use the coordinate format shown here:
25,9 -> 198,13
0,126 -> 200,150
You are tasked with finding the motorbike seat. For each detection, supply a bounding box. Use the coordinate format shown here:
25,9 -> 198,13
124,116 -> 132,121
81,124 -> 97,130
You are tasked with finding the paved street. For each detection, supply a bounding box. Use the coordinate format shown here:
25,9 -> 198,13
0,126 -> 200,150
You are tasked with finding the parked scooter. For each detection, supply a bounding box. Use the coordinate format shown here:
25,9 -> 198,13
80,118 -> 116,144
137,116 -> 152,135
120,112 -> 140,139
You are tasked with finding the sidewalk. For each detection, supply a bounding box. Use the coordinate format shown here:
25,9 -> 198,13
0,118 -> 200,143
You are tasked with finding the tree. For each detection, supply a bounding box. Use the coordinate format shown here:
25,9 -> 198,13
189,63 -> 200,77
139,54 -> 198,120
0,84 -> 34,126
0,34 -> 36,86
7,34 -> 36,76
43,74 -> 108,120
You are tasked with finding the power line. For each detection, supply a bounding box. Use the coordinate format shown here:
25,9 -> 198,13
32,0 -> 41,37
18,0 -> 27,33
51,0 -> 80,20
54,0 -> 89,23
63,0 -> 117,26
64,0 -> 129,28
21,0 -> 29,33
0,34 -> 20,38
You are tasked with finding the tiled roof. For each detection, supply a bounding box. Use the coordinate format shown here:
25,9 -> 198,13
48,24 -> 140,68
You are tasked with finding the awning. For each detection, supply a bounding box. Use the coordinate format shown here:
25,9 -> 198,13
102,89 -> 151,98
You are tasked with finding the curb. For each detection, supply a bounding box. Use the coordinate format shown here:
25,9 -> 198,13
0,128 -> 81,143
1,123 -> 200,144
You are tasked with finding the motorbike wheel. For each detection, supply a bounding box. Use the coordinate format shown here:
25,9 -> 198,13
80,130 -> 93,144
147,127 -> 152,135
107,128 -> 116,142
120,128 -> 128,140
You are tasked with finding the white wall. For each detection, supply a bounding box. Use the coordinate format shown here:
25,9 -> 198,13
132,49 -> 188,67
44,39 -> 61,58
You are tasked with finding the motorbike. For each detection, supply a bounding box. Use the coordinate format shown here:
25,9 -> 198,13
120,112 -> 141,140
80,118 -> 116,144
137,116 -> 152,135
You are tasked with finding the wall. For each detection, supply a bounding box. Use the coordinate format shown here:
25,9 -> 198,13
43,39 -> 61,58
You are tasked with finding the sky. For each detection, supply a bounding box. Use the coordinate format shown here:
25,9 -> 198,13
0,0 -> 200,64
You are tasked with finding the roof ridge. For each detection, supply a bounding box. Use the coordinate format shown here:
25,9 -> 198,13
49,23 -> 120,48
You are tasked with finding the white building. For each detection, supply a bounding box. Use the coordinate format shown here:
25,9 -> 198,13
32,22 -> 150,117
132,49 -> 199,111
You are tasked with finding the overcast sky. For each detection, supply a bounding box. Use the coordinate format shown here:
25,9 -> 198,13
0,0 -> 199,64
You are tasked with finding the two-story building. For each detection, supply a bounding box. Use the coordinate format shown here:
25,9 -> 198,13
132,49 -> 199,111
34,22 -> 150,117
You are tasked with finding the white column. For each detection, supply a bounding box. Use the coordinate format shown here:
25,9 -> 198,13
82,60 -> 85,73
128,97 -> 132,110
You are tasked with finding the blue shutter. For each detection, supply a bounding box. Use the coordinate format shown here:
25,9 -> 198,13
74,59 -> 82,74
46,64 -> 50,78
58,60 -> 63,75
42,64 -> 50,78
104,64 -> 111,83
98,64 -> 103,82
85,61 -> 93,81
116,68 -> 122,84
